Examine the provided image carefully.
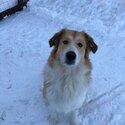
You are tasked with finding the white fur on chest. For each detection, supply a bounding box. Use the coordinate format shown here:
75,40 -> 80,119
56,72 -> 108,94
44,64 -> 90,113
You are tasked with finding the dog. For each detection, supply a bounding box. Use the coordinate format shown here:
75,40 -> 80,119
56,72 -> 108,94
43,29 -> 98,125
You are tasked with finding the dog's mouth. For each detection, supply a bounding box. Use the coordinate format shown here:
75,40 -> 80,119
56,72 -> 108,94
65,51 -> 76,65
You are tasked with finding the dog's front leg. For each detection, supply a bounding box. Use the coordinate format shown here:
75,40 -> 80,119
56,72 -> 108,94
68,110 -> 79,125
49,110 -> 58,125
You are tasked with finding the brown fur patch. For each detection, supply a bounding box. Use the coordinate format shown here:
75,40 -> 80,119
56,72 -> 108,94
83,32 -> 98,58
48,29 -> 97,68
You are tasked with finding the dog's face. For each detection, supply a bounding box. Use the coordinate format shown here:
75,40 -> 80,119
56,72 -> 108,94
49,29 -> 98,67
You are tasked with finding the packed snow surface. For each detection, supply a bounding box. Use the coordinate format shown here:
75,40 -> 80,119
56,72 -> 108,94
0,0 -> 125,125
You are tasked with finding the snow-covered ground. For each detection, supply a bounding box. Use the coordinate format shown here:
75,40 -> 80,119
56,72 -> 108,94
0,0 -> 125,125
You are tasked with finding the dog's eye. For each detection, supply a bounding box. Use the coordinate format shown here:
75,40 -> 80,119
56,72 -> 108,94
63,40 -> 69,44
77,43 -> 83,48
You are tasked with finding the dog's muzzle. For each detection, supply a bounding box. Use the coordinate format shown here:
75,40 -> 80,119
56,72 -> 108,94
65,51 -> 76,65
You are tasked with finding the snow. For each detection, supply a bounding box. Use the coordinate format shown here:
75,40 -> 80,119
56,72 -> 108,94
0,0 -> 18,12
0,0 -> 125,125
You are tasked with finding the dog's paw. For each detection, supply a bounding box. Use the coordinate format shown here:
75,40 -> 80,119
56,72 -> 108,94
49,117 -> 58,125
69,111 -> 80,125
70,121 -> 79,125
49,114 -> 58,125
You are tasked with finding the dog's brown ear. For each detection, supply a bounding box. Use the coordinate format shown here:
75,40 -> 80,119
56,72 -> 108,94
83,32 -> 98,58
49,29 -> 64,48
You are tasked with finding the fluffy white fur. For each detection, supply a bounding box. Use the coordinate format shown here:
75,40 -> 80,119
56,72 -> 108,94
43,59 -> 91,125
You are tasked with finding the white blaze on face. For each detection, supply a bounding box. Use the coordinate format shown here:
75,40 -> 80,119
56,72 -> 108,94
60,45 -> 81,67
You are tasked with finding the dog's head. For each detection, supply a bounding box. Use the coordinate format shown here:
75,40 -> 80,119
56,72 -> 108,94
49,29 -> 98,67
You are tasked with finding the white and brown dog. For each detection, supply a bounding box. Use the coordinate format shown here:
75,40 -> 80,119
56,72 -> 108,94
43,29 -> 98,125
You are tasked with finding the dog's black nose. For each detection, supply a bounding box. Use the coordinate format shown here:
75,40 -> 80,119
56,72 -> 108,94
66,51 -> 76,65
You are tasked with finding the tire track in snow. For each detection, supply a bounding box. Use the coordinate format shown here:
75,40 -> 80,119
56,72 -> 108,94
80,80 -> 125,116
